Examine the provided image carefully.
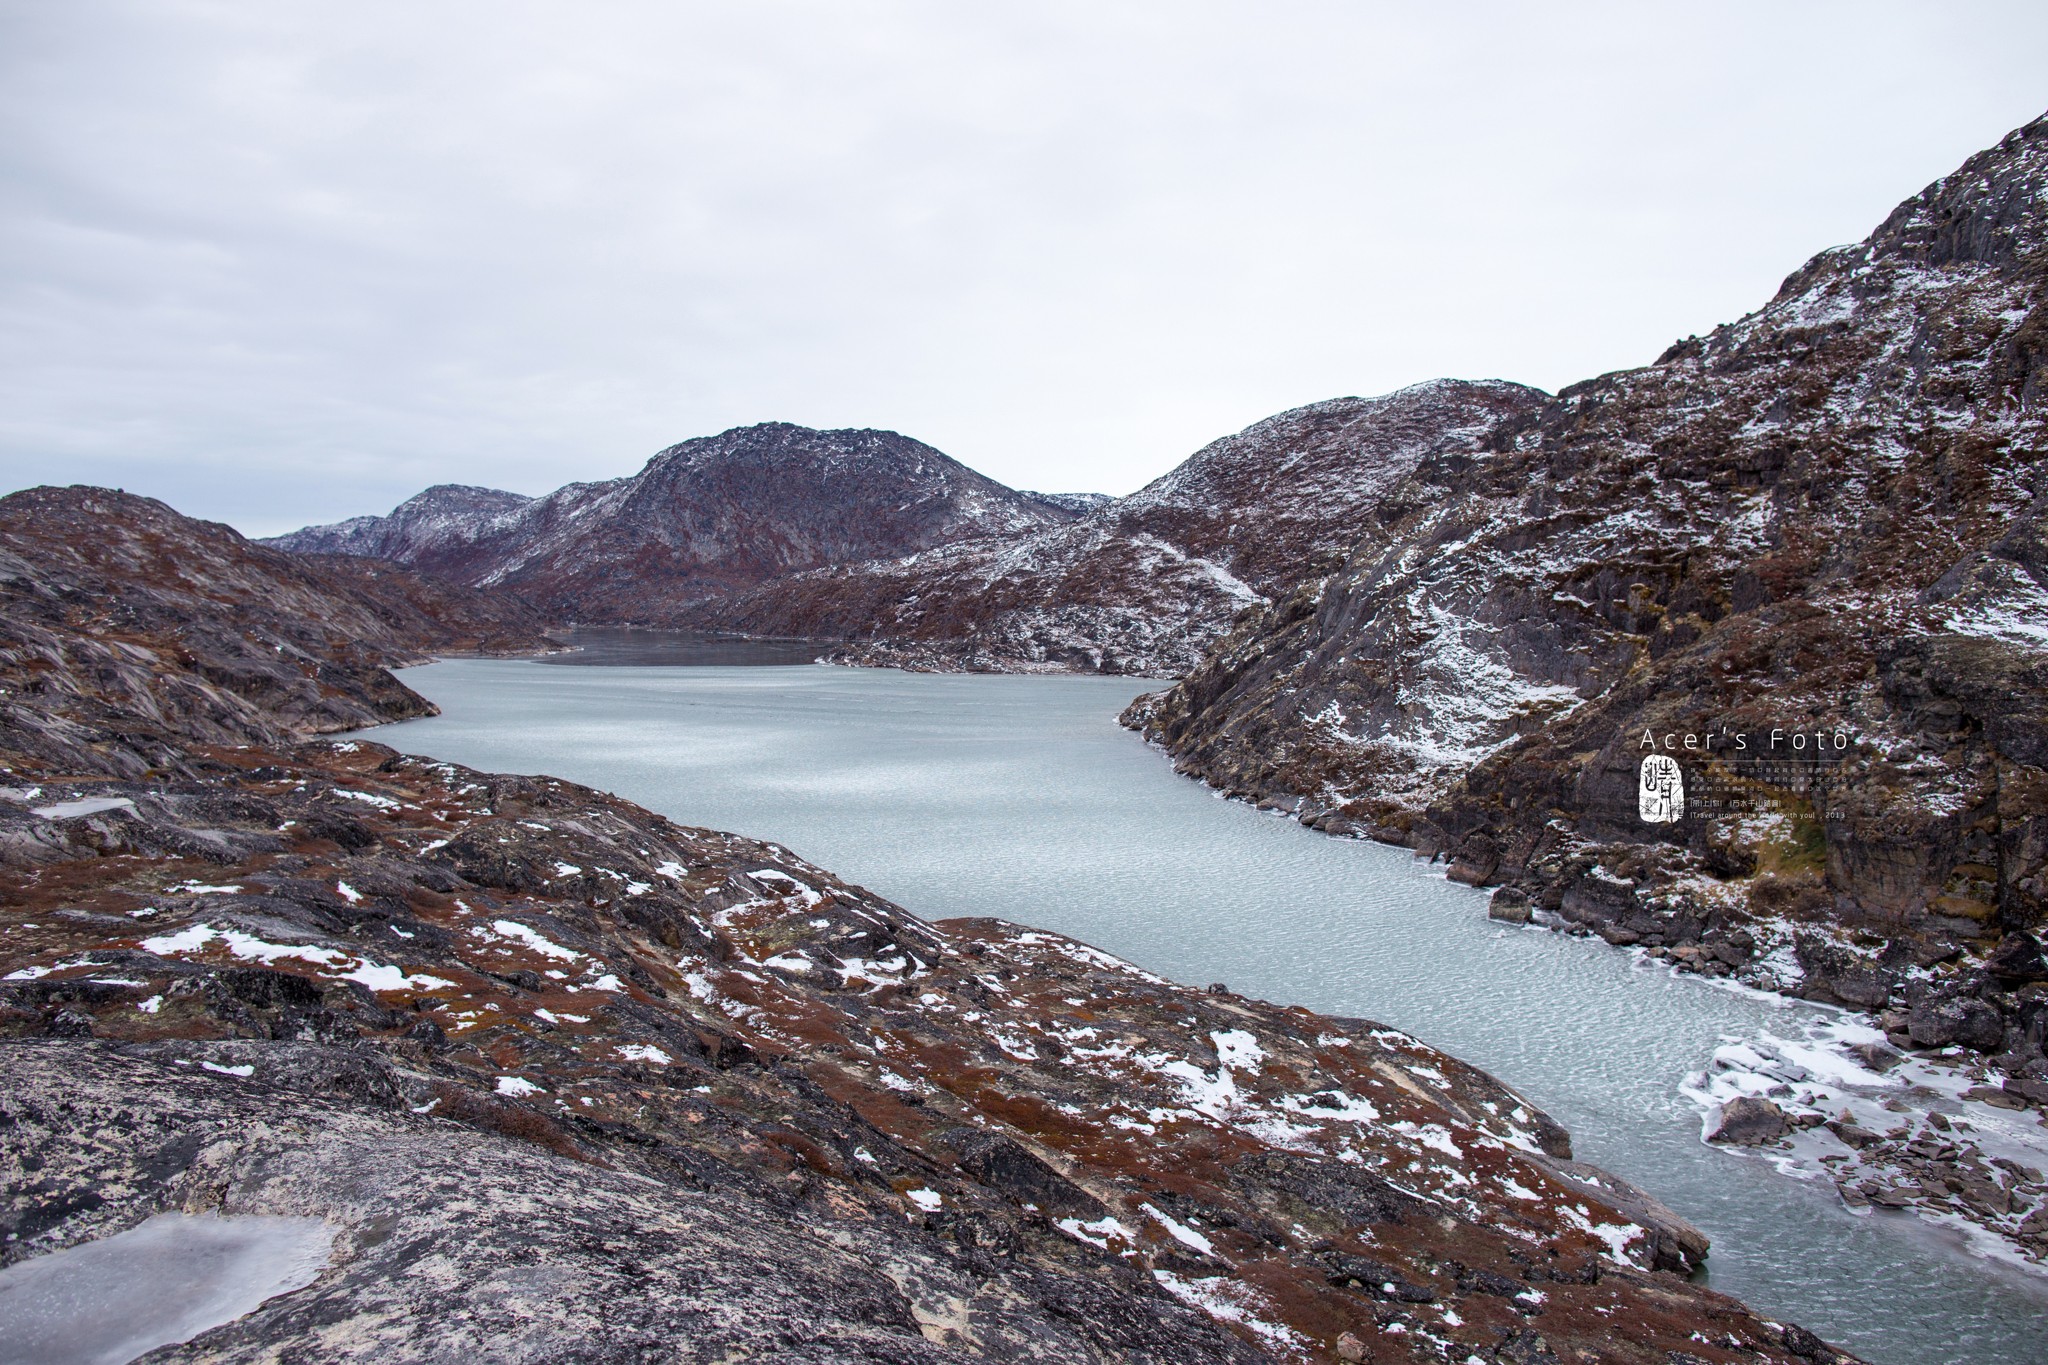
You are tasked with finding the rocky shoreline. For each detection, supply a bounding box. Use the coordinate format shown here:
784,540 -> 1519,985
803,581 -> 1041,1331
0,484 -> 1866,1362
1110,114 -> 2048,1284
248,121 -> 2048,1283
1681,1007 -> 2048,1271
1,726 -> 1829,1363
1118,705 -> 2048,1280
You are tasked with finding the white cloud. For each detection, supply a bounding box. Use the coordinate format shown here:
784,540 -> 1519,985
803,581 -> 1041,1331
2,1 -> 2045,533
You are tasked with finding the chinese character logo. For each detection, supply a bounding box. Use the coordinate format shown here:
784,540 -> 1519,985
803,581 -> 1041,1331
1639,754 -> 1684,823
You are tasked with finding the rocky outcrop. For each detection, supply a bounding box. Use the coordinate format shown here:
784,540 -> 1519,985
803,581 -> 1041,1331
1682,1016 -> 2048,1261
704,382 -> 1543,675
0,486 -> 548,780
0,740 -> 1838,1364
1707,1098 -> 1791,1147
1127,115 -> 2048,1108
0,490 -> 1860,1361
267,424 -> 1078,626
1023,491 -> 1115,516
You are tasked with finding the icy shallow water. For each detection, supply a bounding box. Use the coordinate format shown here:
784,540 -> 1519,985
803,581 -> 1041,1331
0,1213 -> 331,1364
376,658 -> 2048,1364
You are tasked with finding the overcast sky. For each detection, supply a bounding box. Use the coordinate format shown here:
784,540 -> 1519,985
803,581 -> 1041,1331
3,3 -> 2045,536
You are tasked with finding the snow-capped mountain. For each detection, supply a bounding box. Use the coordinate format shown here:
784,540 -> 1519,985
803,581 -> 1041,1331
703,381 -> 1542,673
266,423 -> 1078,624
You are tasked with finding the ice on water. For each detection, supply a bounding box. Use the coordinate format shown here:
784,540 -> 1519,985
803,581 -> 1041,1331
0,1212 -> 332,1365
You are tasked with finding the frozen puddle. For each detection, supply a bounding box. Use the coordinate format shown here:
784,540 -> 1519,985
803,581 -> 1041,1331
0,1213 -> 333,1364
28,796 -> 135,820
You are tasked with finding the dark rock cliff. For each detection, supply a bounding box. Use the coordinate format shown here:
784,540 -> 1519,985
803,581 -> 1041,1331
1127,115 -> 2048,1147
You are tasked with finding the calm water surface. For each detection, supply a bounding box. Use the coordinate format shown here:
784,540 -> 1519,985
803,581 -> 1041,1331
372,655 -> 2048,1364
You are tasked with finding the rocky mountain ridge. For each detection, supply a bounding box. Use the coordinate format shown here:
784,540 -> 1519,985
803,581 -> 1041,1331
0,489 -> 1857,1362
1124,111 -> 2048,1251
263,484 -> 536,573
267,423 -> 1081,626
704,381 -> 1544,674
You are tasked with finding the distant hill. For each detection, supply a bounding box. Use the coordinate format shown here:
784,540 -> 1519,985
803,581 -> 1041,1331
265,423 -> 1077,625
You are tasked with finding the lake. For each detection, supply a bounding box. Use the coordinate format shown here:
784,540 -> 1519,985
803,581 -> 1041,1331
368,651 -> 2048,1364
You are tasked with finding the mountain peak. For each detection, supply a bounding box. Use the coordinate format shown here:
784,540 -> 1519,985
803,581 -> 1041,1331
266,424 -> 1072,622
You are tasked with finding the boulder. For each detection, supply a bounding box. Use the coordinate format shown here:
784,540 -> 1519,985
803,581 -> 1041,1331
1907,995 -> 2007,1052
1987,931 -> 2048,986
1488,888 -> 1533,924
1322,1253 -> 1435,1302
2005,1075 -> 2048,1105
1780,1322 -> 1829,1359
1708,1097 -> 1790,1146
1794,937 -> 1898,1009
1963,1085 -> 2028,1110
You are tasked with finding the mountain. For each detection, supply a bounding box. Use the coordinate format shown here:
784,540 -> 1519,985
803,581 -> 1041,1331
267,423 -> 1078,625
0,485 -> 548,779
1127,113 -> 2048,1164
1022,490 -> 1115,515
0,486 -> 1858,1363
265,484 -> 534,575
703,382 -> 1542,674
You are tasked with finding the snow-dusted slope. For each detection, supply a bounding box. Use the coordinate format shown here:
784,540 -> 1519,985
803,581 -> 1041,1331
268,424 -> 1075,624
267,485 -> 534,577
705,382 -> 1543,674
1130,113 -> 2048,1120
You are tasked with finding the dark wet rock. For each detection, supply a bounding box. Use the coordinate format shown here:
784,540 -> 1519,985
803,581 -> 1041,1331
1908,994 -> 2007,1052
1709,1097 -> 1791,1146
1494,1329 -> 1564,1365
1231,1150 -> 1416,1228
1781,1322 -> 1830,1359
937,1129 -> 1106,1222
1453,1262 -> 1528,1297
1988,931 -> 2048,986
1488,887 -> 1534,923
